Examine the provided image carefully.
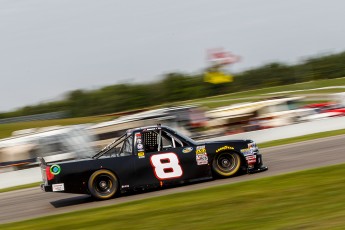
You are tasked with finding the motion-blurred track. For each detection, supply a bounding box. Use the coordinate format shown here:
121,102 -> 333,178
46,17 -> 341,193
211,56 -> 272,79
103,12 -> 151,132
1,135 -> 345,224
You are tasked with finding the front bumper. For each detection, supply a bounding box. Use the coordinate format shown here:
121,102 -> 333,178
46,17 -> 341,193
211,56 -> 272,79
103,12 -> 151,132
248,165 -> 268,173
247,153 -> 268,174
41,183 -> 52,192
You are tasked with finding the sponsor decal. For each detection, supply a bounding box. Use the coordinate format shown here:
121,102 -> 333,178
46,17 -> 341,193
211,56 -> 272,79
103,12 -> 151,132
240,148 -> 253,155
216,146 -> 234,153
196,154 -> 208,165
121,185 -> 130,188
50,164 -> 61,175
246,155 -> 257,164
52,183 -> 65,192
137,138 -> 142,144
196,145 -> 206,154
182,147 -> 193,153
135,133 -> 142,137
138,151 -> 145,158
196,145 -> 205,150
137,143 -> 144,150
195,145 -> 208,164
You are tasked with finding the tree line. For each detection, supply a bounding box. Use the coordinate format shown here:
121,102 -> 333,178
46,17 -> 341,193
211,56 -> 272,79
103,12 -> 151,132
1,51 -> 345,119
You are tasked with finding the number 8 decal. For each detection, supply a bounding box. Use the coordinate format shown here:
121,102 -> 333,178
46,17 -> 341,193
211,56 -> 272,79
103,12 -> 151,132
150,153 -> 183,180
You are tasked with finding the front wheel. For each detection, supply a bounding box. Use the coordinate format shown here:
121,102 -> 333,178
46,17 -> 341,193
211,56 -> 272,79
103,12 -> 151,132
212,152 -> 241,177
88,169 -> 118,200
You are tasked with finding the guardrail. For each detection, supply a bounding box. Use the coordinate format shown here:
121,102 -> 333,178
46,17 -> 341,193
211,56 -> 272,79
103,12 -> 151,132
0,111 -> 66,124
0,167 -> 41,189
205,116 -> 345,143
1,116 -> 345,189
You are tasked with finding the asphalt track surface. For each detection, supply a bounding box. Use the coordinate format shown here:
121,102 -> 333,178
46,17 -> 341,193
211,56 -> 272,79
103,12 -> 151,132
1,134 -> 345,224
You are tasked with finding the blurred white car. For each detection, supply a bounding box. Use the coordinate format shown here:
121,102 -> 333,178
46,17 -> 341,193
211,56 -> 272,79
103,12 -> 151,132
0,125 -> 96,170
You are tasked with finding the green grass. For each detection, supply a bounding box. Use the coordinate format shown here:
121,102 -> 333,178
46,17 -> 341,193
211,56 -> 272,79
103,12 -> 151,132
2,164 -> 345,229
259,128 -> 345,148
186,77 -> 345,108
0,182 -> 41,193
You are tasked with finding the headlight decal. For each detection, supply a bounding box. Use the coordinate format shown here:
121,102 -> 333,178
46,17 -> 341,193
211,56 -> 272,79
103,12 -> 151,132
241,142 -> 258,156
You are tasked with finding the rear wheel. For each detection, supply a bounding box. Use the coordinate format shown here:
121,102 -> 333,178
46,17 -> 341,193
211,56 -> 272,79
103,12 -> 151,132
88,169 -> 118,200
212,152 -> 241,177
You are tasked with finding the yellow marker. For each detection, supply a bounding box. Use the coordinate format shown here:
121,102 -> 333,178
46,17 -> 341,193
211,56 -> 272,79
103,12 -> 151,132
204,71 -> 233,84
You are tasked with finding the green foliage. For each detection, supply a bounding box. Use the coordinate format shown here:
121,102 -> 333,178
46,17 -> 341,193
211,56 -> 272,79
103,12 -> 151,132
1,51 -> 345,118
0,101 -> 69,119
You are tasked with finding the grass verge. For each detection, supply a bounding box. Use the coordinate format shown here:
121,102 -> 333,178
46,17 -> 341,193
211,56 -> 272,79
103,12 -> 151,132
1,164 -> 345,229
259,128 -> 345,148
0,182 -> 41,193
186,77 -> 345,107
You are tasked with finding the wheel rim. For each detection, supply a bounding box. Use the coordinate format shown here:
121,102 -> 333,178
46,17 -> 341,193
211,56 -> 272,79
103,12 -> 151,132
216,153 -> 238,173
94,174 -> 113,195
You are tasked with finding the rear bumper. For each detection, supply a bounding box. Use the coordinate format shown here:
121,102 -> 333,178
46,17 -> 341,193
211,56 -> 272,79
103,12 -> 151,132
40,183 -> 52,192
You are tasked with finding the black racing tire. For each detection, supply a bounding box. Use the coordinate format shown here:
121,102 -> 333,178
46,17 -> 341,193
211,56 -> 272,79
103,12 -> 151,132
88,169 -> 118,200
212,152 -> 241,177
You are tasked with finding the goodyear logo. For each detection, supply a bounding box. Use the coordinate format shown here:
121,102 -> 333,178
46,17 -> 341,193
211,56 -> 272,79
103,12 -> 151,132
216,146 -> 234,153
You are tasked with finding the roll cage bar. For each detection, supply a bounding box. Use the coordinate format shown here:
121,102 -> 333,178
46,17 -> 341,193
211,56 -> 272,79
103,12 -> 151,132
92,133 -> 131,159
92,125 -> 196,159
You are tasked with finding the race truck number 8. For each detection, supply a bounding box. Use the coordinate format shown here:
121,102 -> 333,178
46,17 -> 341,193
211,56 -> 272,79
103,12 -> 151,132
150,153 -> 183,180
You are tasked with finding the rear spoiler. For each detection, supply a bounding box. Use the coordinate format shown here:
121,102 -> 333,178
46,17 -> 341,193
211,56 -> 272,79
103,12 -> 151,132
38,157 -> 49,183
38,157 -> 47,167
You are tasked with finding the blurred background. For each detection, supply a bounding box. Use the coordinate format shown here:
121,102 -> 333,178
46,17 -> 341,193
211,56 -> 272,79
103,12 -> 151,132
1,0 -> 345,172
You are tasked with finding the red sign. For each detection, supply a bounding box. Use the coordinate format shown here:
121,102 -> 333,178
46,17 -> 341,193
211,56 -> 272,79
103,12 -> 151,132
207,48 -> 240,65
